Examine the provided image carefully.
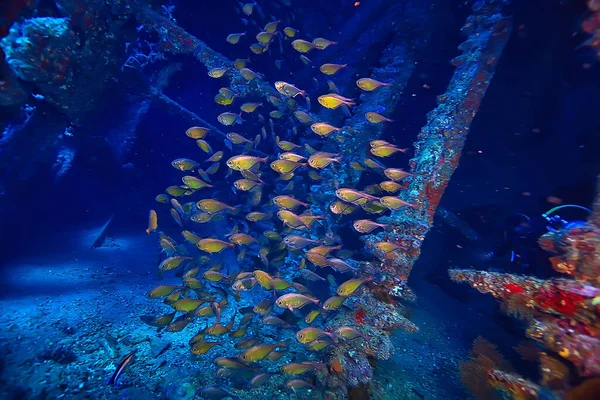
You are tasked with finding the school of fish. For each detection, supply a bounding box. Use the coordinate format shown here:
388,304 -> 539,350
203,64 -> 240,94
144,1 -> 414,397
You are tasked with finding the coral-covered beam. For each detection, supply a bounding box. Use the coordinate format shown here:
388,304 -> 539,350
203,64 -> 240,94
149,89 -> 227,138
363,0 -> 512,293
135,7 -> 282,105
582,0 -> 600,58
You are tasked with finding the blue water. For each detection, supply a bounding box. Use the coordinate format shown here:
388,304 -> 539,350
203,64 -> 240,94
0,0 -> 598,399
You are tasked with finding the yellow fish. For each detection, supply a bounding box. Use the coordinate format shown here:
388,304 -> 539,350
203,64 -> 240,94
226,155 -> 268,171
196,139 -> 213,153
141,311 -> 177,327
146,210 -> 157,235
304,310 -> 321,324
203,270 -> 229,282
283,27 -> 298,38
185,126 -> 209,139
191,341 -> 221,355
253,270 -> 274,290
263,20 -> 280,33
226,32 -> 245,44
205,151 -> 223,163
336,326 -> 368,340
370,145 -> 407,157
173,298 -> 205,312
379,181 -> 403,193
196,199 -> 236,213
370,139 -> 393,147
196,239 -> 234,253
234,58 -> 248,69
335,188 -> 379,205
159,256 -> 192,271
275,293 -> 319,311
214,92 -> 236,106
353,219 -> 389,233
363,158 -> 386,169
277,210 -> 310,229
279,152 -> 306,162
365,111 -> 393,124
306,340 -> 331,352
293,110 -> 314,124
337,277 -> 371,296
291,39 -> 317,53
273,195 -> 308,210
241,2 -> 256,16
219,87 -> 236,98
379,196 -> 415,210
281,362 -> 325,375
166,185 -> 187,197
282,235 -> 320,250
233,179 -> 262,192
374,241 -> 404,254
240,68 -> 258,81
238,340 -> 289,362
319,63 -> 346,75
308,170 -> 322,181
307,244 -> 341,256
171,158 -> 198,171
308,153 -> 340,169
181,176 -> 212,190
383,168 -> 413,181
229,233 -> 258,245
269,110 -> 284,119
322,295 -> 346,310
256,31 -> 277,44
263,231 -> 282,241
317,93 -> 355,109
270,159 -> 306,174
295,327 -> 333,343
217,112 -> 243,126
312,37 -> 337,49
277,140 -> 301,151
310,122 -> 342,137
226,132 -> 252,145
349,161 -> 366,171
250,42 -> 267,54
356,77 -> 392,91
274,81 -> 306,98
155,194 -> 169,203
240,102 -> 262,113
208,67 -> 229,78
181,231 -> 201,245
246,211 -> 272,222
147,285 -> 179,298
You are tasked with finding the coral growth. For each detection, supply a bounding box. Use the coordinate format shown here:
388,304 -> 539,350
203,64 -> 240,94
451,176 -> 600,399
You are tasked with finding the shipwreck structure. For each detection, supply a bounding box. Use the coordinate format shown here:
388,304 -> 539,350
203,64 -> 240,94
0,0 -> 535,397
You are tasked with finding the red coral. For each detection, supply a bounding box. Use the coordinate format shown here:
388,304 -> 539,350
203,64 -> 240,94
534,286 -> 585,316
355,310 -> 367,325
504,283 -> 524,294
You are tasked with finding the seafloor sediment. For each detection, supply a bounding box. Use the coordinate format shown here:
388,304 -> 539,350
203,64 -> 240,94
0,228 -> 467,399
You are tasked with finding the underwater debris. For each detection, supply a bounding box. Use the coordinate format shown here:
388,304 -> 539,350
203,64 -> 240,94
452,175 -> 600,398
138,0 -> 514,398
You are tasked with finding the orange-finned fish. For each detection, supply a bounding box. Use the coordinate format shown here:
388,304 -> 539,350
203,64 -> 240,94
106,351 -> 136,387
353,219 -> 390,233
356,77 -> 392,91
146,210 -> 157,235
312,37 -> 337,49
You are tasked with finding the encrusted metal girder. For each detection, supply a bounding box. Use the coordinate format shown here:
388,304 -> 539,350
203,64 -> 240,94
363,0 -> 512,294
135,7 -> 284,106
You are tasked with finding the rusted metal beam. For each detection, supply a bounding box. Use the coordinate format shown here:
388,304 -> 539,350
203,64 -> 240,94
363,0 -> 512,297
